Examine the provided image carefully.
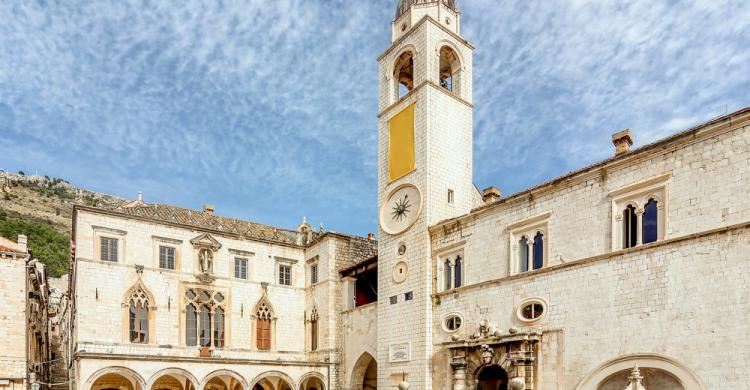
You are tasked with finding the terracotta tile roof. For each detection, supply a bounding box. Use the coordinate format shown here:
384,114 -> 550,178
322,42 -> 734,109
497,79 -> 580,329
0,245 -> 23,253
94,202 -> 310,246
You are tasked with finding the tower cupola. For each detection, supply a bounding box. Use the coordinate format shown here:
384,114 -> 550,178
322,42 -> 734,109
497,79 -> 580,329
396,0 -> 458,18
392,0 -> 460,41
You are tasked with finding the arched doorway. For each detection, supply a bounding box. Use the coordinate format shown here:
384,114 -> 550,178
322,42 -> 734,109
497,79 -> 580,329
598,368 -> 683,390
575,354 -> 705,390
350,352 -> 377,390
477,365 -> 508,390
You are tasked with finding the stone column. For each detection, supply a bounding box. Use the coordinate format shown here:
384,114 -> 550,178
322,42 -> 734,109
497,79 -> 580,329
451,356 -> 468,390
635,208 -> 644,246
527,240 -> 535,271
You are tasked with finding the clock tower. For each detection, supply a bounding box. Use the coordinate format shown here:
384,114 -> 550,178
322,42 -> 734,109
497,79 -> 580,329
377,1 -> 475,389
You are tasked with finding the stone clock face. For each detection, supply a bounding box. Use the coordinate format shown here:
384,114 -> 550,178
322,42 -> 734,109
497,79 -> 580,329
379,184 -> 422,235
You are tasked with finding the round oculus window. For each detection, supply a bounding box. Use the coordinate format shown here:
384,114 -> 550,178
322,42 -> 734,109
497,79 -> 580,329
516,298 -> 548,324
397,243 -> 407,256
443,314 -> 463,332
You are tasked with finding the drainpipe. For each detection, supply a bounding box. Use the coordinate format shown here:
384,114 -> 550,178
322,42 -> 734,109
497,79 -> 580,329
25,258 -> 31,390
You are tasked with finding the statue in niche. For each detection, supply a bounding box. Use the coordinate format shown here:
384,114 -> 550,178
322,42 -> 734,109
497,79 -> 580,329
199,248 -> 213,274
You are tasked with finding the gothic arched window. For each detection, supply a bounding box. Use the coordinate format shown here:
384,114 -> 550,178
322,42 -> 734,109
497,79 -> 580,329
623,205 -> 638,248
125,284 -> 152,344
519,236 -> 529,273
184,289 -> 226,348
642,198 -> 658,244
454,256 -> 462,289
533,232 -> 544,270
256,302 -> 273,351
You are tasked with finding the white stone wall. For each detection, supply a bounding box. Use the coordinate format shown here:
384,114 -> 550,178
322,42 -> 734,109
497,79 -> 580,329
429,116 -> 750,389
340,304 -> 377,389
0,254 -> 27,382
72,210 -> 331,389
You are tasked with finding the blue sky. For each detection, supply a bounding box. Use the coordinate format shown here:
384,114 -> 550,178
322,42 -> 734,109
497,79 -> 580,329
1,0 -> 749,236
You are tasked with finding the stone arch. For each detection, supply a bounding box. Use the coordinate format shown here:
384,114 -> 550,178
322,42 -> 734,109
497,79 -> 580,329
575,354 -> 705,390
200,369 -> 248,390
87,366 -> 146,390
253,291 -> 277,351
248,371 -> 295,390
390,45 -> 418,102
297,372 -> 326,390
147,368 -> 199,390
350,352 -> 377,390
436,41 -> 463,94
123,280 -> 156,307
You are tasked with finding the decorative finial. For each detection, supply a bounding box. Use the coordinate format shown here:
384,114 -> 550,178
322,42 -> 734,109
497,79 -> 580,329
319,222 -> 324,233
625,365 -> 646,390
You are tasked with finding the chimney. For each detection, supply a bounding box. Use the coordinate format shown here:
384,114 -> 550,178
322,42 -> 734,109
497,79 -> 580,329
17,234 -> 27,253
137,191 -> 143,202
482,187 -> 502,204
612,129 -> 634,156
367,232 -> 376,240
203,204 -> 215,215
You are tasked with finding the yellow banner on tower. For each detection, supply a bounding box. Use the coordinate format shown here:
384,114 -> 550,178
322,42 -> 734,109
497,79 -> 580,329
388,104 -> 415,182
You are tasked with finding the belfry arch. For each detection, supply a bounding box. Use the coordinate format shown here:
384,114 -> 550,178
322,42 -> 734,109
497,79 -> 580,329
392,49 -> 415,101
438,43 -> 462,94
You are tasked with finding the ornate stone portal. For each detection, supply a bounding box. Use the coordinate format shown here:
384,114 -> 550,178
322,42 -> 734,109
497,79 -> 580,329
448,320 -> 540,390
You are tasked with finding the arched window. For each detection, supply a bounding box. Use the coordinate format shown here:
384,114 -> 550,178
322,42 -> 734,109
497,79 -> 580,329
186,303 -> 197,346
642,198 -> 658,244
394,51 -> 414,100
125,283 -> 152,344
256,302 -> 273,351
438,46 -> 461,93
533,232 -> 544,270
185,289 -> 225,348
623,205 -> 638,248
213,306 -> 225,348
128,299 -> 148,344
444,258 -> 452,291
454,256 -> 462,289
310,307 -> 319,352
519,236 -> 529,273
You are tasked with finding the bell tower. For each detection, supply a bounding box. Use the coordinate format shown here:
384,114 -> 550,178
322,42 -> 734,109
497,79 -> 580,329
376,1 -> 475,389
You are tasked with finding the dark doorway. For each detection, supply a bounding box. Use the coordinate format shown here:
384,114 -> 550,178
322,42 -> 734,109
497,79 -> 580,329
477,365 -> 508,390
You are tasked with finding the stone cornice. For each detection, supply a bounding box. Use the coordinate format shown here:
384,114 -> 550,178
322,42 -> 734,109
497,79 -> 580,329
433,219 -> 750,299
378,80 -> 473,119
75,351 -> 331,367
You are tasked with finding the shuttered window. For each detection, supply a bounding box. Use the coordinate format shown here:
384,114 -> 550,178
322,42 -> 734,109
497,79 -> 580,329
100,237 -> 118,262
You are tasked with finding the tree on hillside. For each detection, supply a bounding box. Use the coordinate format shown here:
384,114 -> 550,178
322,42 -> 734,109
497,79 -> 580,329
0,215 -> 69,277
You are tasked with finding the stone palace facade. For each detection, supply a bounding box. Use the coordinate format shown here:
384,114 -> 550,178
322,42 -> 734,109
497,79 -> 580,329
64,1 -> 749,390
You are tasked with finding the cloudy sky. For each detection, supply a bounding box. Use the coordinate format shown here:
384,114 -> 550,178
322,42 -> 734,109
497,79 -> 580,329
1,0 -> 749,235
